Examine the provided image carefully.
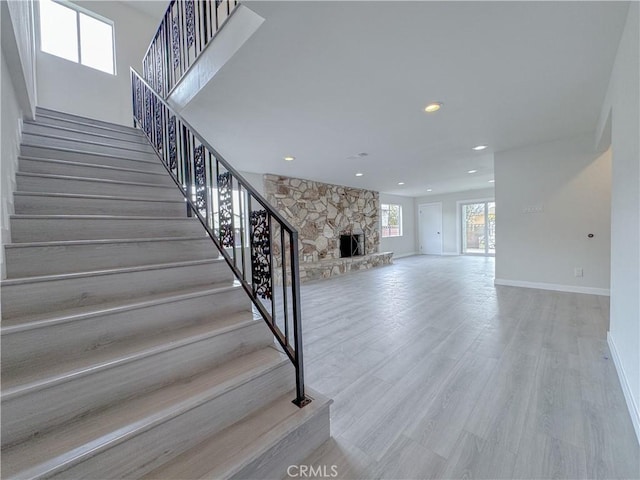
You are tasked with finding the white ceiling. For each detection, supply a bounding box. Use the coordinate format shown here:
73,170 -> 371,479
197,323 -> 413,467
175,1 -> 629,197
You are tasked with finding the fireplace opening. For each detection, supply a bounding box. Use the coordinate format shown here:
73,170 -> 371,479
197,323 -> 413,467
340,233 -> 365,258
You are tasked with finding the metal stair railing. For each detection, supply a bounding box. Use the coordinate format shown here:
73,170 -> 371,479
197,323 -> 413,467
131,68 -> 310,407
142,0 -> 239,99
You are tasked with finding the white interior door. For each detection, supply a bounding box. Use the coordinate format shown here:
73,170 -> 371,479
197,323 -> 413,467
419,203 -> 443,255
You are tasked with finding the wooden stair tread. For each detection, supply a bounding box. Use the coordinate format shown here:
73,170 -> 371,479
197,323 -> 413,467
1,283 -> 247,330
23,120 -> 150,145
19,156 -> 168,177
4,235 -> 210,249
16,172 -> 176,189
0,257 -> 220,286
13,191 -> 184,203
35,107 -> 143,135
20,143 -> 159,163
1,347 -> 288,479
2,310 -> 256,392
145,389 -> 332,480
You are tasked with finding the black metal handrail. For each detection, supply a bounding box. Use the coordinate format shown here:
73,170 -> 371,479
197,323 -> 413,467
143,0 -> 239,98
131,68 -> 310,407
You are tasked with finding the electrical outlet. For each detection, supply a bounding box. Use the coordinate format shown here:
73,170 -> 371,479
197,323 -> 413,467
574,267 -> 583,277
522,205 -> 544,214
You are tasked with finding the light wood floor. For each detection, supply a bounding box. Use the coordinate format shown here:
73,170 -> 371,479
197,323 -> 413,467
295,255 -> 639,479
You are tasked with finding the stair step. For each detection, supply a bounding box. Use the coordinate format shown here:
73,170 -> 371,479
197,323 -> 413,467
36,107 -> 142,135
22,128 -> 155,155
1,347 -> 294,479
19,157 -> 174,186
0,258 -> 233,319
145,389 -> 331,480
23,120 -> 150,146
15,171 -> 181,203
20,144 -> 163,170
10,214 -> 202,242
2,315 -> 273,448
13,192 -> 187,217
4,236 -> 218,277
21,136 -> 158,162
2,284 -> 252,375
34,113 -> 146,142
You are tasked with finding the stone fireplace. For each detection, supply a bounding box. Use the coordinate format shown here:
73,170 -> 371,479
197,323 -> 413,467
264,174 -> 392,282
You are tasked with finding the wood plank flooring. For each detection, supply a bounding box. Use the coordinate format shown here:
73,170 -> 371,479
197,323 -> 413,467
295,255 -> 639,479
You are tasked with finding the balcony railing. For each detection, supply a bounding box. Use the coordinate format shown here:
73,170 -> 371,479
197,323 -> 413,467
131,68 -> 310,407
142,0 -> 239,98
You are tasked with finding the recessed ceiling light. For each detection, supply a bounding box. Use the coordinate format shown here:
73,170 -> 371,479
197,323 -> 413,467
427,188 -> 433,192
355,172 -> 364,177
424,102 -> 443,113
488,179 -> 495,183
398,182 -> 405,185
467,169 -> 478,174
284,156 -> 295,161
472,145 -> 488,151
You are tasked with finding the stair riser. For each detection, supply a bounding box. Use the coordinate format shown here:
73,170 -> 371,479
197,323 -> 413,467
36,108 -> 141,135
47,362 -> 294,479
10,217 -> 202,242
22,135 -> 158,162
232,403 -> 331,480
1,322 -> 274,448
23,123 -> 154,153
1,260 -> 233,319
20,145 -> 165,172
35,114 -> 144,141
14,195 -> 186,217
5,238 -> 218,278
2,288 -> 251,373
16,174 -> 180,201
19,158 -> 174,186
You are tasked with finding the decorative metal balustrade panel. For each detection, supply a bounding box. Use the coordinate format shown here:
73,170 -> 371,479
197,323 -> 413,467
185,0 -> 195,48
194,145 -> 207,215
250,209 -> 272,300
217,171 -> 234,247
168,116 -> 177,171
171,16 -> 180,69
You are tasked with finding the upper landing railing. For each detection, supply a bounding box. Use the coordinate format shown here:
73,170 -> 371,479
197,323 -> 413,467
131,68 -> 310,407
143,0 -> 239,98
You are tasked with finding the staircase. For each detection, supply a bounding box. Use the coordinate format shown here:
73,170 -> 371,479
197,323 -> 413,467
0,107 -> 331,479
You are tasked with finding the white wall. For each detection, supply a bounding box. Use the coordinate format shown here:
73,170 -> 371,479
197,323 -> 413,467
598,2 -> 640,442
494,134 -> 611,295
36,1 -> 159,126
1,0 -> 37,279
414,188 -> 495,255
1,50 -> 23,279
2,0 -> 37,118
380,193 -> 416,258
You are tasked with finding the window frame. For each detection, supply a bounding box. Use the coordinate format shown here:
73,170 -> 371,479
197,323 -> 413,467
381,203 -> 403,238
38,0 -> 117,75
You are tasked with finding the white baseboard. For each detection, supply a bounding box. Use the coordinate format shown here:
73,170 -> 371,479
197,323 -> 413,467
393,252 -> 418,259
494,278 -> 610,296
607,332 -> 640,444
442,252 -> 459,256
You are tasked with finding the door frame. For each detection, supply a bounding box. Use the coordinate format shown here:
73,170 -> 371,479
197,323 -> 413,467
456,198 -> 495,256
418,202 -> 443,255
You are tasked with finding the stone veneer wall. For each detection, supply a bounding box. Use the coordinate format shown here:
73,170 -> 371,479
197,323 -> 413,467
264,174 -> 381,265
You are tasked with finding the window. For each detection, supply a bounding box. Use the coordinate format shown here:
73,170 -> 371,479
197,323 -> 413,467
39,0 -> 115,74
381,204 -> 403,237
